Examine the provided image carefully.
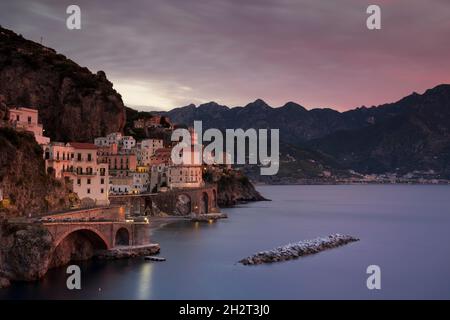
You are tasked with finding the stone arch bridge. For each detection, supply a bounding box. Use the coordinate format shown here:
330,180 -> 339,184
39,206 -> 150,250
109,185 -> 220,217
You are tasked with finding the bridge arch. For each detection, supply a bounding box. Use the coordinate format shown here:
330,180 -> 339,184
53,226 -> 111,250
115,227 -> 130,246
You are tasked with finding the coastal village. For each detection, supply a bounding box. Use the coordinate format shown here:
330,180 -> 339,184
0,105 -> 229,289
1,106 -> 223,214
0,105 -> 446,216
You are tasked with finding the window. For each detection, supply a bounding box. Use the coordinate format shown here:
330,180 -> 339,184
27,116 -> 32,124
101,188 -> 104,194
101,178 -> 104,184
16,115 -> 20,121
56,152 -> 59,160
87,188 -> 91,194
77,179 -> 81,185
77,153 -> 82,161
87,153 -> 92,162
87,179 -> 91,185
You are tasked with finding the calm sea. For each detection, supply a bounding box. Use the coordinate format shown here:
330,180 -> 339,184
2,185 -> 450,299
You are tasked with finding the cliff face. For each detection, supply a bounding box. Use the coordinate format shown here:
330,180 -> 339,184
204,168 -> 267,206
0,128 -> 78,217
0,27 -> 125,142
0,219 -> 54,287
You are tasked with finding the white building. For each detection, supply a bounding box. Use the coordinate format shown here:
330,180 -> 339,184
132,166 -> 150,194
109,176 -> 134,195
122,136 -> 136,150
94,132 -> 135,150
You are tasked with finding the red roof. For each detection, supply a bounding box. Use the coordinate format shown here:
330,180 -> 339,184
68,142 -> 98,150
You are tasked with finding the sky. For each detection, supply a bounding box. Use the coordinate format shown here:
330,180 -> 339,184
0,0 -> 449,111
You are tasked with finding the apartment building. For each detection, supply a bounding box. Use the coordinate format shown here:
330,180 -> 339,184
7,107 -> 50,145
167,165 -> 204,189
136,138 -> 164,166
45,142 -> 109,206
94,132 -> 136,150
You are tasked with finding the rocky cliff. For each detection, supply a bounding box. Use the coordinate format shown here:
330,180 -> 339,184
204,168 -> 268,206
0,27 -> 125,142
0,128 -> 78,217
0,219 -> 54,288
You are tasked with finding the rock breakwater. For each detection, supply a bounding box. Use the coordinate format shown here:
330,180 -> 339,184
239,234 -> 359,265
95,244 -> 160,260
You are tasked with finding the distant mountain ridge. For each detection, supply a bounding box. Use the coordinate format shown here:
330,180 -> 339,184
156,84 -> 450,179
309,84 -> 450,175
157,88 -> 435,145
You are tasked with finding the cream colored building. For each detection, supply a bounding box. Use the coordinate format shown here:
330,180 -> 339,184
167,165 -> 204,189
136,139 -> 164,166
44,142 -> 74,178
45,142 -> 109,206
8,107 -> 50,145
109,176 -> 134,195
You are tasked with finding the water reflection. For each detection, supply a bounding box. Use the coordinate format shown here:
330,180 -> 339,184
2,185 -> 450,299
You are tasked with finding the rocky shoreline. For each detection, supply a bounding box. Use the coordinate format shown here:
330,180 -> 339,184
203,168 -> 268,206
239,234 -> 359,265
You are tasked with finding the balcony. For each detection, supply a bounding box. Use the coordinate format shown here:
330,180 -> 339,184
76,172 -> 97,176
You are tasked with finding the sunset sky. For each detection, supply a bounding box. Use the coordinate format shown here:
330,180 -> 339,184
1,0 -> 449,111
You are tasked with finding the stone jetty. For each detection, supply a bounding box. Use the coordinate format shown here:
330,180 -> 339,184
95,244 -> 160,260
239,234 -> 359,265
191,213 -> 228,222
144,256 -> 166,262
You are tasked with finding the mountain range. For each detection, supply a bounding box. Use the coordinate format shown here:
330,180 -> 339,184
157,84 -> 450,181
1,26 -> 450,183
